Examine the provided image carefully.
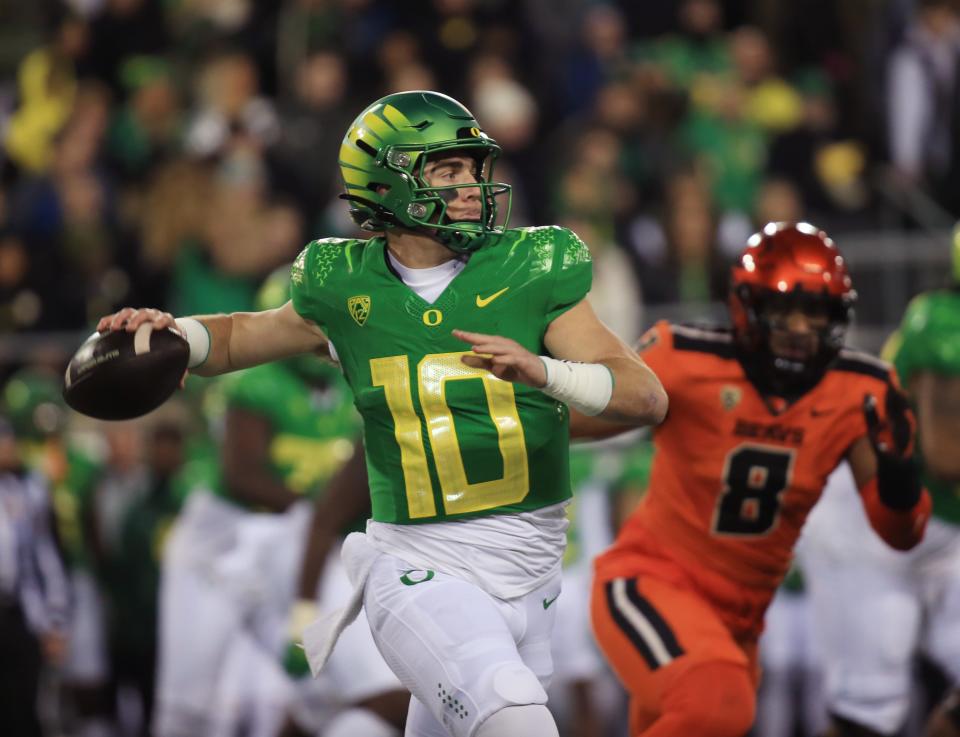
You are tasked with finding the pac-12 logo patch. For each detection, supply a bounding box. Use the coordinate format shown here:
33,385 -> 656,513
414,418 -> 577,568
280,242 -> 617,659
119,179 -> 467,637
347,295 -> 371,326
720,385 -> 742,411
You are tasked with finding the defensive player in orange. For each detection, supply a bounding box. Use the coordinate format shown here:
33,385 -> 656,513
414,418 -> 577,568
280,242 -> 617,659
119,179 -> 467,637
575,222 -> 933,737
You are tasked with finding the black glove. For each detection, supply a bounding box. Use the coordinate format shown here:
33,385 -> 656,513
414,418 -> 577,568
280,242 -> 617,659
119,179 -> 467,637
863,389 -> 921,510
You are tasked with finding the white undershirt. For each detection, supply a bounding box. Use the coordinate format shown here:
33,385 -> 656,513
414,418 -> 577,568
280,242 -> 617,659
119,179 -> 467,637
387,251 -> 465,304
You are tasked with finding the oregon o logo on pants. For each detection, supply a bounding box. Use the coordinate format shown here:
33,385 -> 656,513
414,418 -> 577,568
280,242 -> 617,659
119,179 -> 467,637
400,569 -> 436,586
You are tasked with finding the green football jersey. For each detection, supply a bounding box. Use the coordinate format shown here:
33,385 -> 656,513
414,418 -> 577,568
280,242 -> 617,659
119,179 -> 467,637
212,361 -> 361,505
290,225 -> 592,524
886,290 -> 960,525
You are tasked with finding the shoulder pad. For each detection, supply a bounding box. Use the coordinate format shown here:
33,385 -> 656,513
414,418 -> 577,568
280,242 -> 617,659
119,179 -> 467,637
292,238 -> 361,290
833,349 -> 892,382
670,322 -> 735,357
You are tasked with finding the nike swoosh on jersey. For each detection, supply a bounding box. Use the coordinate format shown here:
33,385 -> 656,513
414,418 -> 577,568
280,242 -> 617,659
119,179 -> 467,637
542,593 -> 560,610
476,287 -> 509,307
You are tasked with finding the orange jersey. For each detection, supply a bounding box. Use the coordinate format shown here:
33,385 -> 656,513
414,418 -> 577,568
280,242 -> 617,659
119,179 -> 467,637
596,321 -> 899,600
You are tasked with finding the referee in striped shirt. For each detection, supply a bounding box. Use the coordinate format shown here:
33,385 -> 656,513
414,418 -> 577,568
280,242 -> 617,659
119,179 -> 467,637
0,416 -> 70,736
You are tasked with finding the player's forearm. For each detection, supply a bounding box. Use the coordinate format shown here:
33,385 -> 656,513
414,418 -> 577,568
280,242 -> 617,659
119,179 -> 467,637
540,354 -> 667,427
599,355 -> 668,426
187,307 -> 325,377
862,450 -> 931,550
850,417 -> 931,551
538,301 -> 667,426
860,477 -> 931,551
186,312 -> 269,376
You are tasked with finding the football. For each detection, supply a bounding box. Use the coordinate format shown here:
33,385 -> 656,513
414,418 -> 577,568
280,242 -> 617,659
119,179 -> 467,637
63,325 -> 189,421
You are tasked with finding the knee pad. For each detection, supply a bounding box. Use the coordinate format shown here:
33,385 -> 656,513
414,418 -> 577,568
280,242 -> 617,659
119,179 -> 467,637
475,705 -> 558,737
490,662 -> 548,706
659,661 -> 756,737
434,661 -> 549,737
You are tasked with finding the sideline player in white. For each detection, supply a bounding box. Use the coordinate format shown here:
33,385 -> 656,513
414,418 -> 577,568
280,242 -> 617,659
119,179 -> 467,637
97,90 -> 667,737
153,270 -> 406,737
801,288 -> 960,737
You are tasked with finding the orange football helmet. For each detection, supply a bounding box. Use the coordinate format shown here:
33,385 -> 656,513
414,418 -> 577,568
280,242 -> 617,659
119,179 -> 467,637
729,222 -> 857,397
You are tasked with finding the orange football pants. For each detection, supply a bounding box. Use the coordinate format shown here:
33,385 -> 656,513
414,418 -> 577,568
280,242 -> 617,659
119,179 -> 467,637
590,572 -> 761,737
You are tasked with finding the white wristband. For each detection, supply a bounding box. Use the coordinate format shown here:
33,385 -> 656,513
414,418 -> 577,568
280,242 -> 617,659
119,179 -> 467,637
539,356 -> 614,416
175,317 -> 211,369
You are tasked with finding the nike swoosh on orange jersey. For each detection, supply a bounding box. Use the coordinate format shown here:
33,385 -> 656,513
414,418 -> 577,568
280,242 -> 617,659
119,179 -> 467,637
475,287 -> 509,307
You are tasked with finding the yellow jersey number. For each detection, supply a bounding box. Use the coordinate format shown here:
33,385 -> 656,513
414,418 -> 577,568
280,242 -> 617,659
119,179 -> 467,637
371,351 -> 529,518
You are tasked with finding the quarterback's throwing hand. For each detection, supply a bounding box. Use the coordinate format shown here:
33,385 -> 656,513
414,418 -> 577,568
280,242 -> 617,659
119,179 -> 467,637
97,307 -> 179,335
453,329 -> 547,387
96,307 -> 189,388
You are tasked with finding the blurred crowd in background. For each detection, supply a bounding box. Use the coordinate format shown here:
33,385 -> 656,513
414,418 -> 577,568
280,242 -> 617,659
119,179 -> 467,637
0,0 -> 959,337
2,1 -> 960,736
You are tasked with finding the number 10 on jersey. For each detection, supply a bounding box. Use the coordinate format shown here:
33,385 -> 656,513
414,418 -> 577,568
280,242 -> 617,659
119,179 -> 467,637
371,352 -> 530,518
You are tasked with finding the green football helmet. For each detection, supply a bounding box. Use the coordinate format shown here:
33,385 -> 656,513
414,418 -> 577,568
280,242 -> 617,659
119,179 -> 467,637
885,290 -> 960,384
256,266 -> 340,385
338,90 -> 512,253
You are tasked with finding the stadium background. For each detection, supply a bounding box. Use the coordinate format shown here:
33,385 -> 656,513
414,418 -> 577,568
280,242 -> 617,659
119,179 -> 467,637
1,0 -> 958,736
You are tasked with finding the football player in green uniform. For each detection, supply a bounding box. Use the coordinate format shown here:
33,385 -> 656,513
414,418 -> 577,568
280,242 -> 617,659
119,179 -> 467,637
99,90 -> 666,737
801,287 -> 960,737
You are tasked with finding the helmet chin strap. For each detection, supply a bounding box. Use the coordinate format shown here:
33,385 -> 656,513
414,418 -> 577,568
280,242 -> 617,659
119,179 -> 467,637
435,223 -> 485,253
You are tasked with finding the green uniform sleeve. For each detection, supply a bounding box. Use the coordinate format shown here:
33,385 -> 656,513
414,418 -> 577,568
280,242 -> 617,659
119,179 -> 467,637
290,242 -> 323,326
545,227 -> 592,324
290,239 -> 352,329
